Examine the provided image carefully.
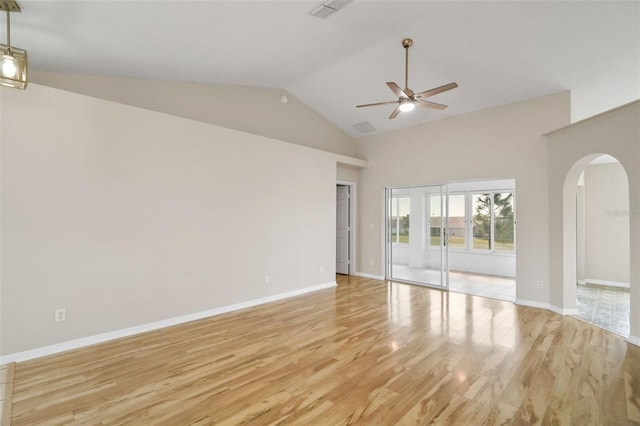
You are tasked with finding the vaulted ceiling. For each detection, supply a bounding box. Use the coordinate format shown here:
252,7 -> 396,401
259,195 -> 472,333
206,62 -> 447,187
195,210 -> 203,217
8,1 -> 640,138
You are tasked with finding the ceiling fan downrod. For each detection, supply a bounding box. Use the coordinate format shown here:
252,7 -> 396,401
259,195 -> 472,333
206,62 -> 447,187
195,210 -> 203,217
402,38 -> 412,94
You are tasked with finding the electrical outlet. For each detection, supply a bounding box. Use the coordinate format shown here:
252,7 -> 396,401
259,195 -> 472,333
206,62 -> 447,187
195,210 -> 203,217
264,275 -> 270,284
55,308 -> 66,323
537,281 -> 544,289
320,265 -> 324,273
369,259 -> 374,266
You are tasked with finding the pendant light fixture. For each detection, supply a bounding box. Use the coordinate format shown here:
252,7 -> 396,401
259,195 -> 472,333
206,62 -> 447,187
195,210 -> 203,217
0,0 -> 27,89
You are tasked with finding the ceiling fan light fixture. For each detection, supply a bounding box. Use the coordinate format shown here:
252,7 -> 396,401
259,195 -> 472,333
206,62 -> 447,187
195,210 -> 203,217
398,100 -> 415,112
1,51 -> 16,76
0,45 -> 26,89
0,1 -> 27,90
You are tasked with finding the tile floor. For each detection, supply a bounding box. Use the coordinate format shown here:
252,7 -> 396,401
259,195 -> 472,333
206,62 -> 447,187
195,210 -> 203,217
390,265 -> 631,337
389,265 -> 516,302
448,271 -> 516,302
573,283 -> 630,337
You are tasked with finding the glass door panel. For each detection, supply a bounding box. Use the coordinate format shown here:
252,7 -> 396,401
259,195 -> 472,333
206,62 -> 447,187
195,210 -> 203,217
386,185 -> 449,289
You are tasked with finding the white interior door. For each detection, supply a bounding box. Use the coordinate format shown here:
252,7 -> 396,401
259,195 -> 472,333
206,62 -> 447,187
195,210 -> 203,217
336,185 -> 350,274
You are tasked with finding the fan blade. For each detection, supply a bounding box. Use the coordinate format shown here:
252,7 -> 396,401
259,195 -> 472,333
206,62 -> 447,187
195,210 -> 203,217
416,100 -> 447,110
415,82 -> 458,99
389,105 -> 402,119
386,82 -> 409,98
356,100 -> 400,108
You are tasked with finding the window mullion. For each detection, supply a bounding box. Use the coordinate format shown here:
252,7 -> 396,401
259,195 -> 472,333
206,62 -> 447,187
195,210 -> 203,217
490,192 -> 495,253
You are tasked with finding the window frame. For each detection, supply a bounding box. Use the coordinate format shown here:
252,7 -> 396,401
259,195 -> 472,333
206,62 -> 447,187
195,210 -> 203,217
470,190 -> 516,255
426,189 -> 516,255
390,194 -> 410,246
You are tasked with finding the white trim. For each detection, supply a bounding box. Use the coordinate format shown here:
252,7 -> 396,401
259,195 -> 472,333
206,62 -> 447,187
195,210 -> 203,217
0,282 -> 337,365
627,334 -> 640,347
579,278 -> 630,289
334,154 -> 368,169
354,271 -> 385,281
337,180 -> 357,276
515,299 -> 579,316
515,298 -> 552,311
551,305 -> 579,316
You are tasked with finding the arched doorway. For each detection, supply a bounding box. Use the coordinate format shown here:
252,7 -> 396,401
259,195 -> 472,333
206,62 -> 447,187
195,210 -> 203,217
572,154 -> 630,335
546,100 -> 639,347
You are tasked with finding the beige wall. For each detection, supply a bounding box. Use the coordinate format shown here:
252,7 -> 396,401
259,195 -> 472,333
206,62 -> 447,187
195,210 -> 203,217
1,84 -> 340,356
30,71 -> 359,159
355,92 -> 572,304
583,162 -> 630,285
337,164 -> 360,183
547,100 -> 640,342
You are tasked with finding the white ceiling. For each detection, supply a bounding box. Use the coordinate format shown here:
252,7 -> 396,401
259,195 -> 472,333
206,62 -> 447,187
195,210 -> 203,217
8,1 -> 640,138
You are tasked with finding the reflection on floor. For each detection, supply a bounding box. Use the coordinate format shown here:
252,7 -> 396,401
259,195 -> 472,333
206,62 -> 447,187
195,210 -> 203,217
390,264 -> 515,302
390,267 -> 630,337
574,283 -> 630,337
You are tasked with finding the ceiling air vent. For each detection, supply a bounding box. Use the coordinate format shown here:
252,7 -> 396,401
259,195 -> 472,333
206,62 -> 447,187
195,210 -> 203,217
309,0 -> 352,19
353,121 -> 376,134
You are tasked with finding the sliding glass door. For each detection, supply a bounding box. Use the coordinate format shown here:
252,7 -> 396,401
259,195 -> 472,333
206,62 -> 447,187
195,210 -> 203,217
386,185 -> 449,289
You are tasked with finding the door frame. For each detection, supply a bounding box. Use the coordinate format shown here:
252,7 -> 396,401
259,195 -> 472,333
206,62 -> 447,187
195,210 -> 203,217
337,180 -> 357,275
385,184 -> 450,289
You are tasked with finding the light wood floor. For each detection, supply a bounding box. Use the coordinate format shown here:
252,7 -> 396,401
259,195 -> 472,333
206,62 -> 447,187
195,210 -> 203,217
8,275 -> 640,425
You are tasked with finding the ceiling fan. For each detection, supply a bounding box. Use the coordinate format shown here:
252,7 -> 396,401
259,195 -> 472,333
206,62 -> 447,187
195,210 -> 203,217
357,38 -> 458,119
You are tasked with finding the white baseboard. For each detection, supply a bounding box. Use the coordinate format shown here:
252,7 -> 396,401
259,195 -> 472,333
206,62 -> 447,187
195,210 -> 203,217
0,281 -> 337,365
580,278 -> 630,289
551,306 -> 579,316
515,298 -> 551,311
515,299 -> 579,316
353,272 -> 385,281
627,334 -> 640,347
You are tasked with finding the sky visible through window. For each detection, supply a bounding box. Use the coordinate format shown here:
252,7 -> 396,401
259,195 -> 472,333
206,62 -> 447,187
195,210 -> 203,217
429,194 -> 465,217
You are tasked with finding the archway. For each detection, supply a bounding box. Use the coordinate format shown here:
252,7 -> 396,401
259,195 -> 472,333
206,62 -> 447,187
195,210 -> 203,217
546,100 -> 639,346
571,155 -> 630,335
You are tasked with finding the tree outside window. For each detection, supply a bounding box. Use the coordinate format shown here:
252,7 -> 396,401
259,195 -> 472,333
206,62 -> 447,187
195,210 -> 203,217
494,192 -> 515,251
473,192 -> 514,251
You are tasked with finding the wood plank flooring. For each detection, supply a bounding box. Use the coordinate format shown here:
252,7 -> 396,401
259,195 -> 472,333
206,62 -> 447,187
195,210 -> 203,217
8,275 -> 640,425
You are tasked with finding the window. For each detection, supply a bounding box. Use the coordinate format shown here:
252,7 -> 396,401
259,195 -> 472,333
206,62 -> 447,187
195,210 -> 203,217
390,196 -> 410,244
429,195 -> 442,246
448,194 -> 466,249
472,193 -> 491,250
472,192 -> 515,252
494,192 -> 515,252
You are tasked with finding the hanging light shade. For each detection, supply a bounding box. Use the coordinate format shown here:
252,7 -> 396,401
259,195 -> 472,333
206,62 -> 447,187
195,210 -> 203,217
0,1 -> 27,89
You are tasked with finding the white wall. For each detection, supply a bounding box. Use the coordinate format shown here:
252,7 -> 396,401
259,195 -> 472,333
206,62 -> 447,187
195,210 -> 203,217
355,92 -> 571,304
584,162 -> 630,285
30,71 -> 359,158
546,100 -> 640,342
449,252 -> 515,277
576,184 -> 586,282
0,84 -> 340,356
391,247 -> 515,278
